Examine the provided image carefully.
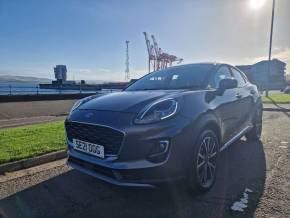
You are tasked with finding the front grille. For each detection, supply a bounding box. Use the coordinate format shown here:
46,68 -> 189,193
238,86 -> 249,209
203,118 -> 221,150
65,121 -> 124,155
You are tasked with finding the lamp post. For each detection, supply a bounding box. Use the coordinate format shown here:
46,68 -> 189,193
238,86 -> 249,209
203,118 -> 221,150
266,0 -> 275,97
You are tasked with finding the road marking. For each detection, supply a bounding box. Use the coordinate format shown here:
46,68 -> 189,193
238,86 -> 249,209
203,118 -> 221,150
230,188 -> 253,212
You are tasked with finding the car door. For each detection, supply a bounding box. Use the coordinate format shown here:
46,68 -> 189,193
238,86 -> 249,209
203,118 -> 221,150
208,65 -> 239,143
230,67 -> 254,130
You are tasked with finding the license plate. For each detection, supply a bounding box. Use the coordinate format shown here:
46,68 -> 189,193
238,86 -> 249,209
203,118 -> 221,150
73,139 -> 105,159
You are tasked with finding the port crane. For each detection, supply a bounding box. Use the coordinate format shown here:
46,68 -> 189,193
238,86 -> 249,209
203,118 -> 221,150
125,40 -> 130,81
143,32 -> 183,73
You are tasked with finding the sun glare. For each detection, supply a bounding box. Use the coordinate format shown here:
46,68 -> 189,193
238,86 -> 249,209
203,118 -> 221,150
249,0 -> 267,9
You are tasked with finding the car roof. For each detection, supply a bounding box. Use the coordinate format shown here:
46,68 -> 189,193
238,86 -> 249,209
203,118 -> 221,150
150,62 -> 237,74
166,62 -> 228,70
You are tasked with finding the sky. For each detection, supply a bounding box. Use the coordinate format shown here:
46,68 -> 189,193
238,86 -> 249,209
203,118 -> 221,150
0,0 -> 289,81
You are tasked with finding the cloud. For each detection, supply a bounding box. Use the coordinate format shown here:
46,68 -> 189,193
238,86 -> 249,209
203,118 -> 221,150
272,48 -> 290,62
244,48 -> 290,74
252,48 -> 290,63
68,68 -> 148,81
0,67 -> 123,81
75,68 -> 112,74
68,68 -> 123,81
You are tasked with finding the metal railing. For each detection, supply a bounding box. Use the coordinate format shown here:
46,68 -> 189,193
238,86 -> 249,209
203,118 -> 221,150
0,85 -> 120,96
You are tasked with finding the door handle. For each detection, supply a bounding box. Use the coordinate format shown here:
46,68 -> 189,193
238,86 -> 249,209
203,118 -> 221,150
236,93 -> 242,99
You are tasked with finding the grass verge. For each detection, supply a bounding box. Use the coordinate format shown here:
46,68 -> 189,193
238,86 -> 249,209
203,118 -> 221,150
0,121 -> 66,164
262,93 -> 290,104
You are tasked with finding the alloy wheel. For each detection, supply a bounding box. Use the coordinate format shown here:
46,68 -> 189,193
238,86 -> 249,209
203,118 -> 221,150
196,135 -> 218,188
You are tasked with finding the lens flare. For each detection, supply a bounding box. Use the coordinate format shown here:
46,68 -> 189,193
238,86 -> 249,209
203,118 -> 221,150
249,0 -> 267,9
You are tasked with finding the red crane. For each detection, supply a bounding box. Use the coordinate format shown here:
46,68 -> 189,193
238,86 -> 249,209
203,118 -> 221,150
143,32 -> 183,73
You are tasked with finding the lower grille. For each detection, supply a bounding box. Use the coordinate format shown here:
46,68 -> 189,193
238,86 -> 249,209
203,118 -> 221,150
68,156 -> 115,178
65,121 -> 124,155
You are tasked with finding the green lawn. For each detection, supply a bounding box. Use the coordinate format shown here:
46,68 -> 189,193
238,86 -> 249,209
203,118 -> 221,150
262,93 -> 290,104
0,121 -> 66,164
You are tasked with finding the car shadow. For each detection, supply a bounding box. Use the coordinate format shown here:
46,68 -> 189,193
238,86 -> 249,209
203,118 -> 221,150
0,139 -> 266,218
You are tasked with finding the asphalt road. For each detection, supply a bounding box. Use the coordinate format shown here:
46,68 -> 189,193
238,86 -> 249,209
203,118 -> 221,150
0,111 -> 289,218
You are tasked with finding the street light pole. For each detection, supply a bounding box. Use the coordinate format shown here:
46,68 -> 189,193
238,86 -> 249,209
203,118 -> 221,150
266,0 -> 275,97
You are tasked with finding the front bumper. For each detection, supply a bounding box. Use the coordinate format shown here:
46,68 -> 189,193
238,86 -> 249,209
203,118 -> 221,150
66,111 -> 193,187
67,156 -> 156,188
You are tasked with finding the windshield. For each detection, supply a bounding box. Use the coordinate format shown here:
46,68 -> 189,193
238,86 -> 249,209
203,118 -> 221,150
125,64 -> 214,91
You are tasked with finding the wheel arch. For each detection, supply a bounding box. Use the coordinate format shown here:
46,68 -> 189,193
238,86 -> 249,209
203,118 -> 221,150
202,121 -> 221,145
188,111 -> 222,148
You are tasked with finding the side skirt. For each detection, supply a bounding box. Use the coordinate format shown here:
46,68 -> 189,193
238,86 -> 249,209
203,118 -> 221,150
219,125 -> 253,152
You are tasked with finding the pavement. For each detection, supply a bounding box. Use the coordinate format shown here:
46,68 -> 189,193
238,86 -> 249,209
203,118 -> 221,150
0,100 -> 76,128
263,103 -> 290,111
0,110 -> 289,218
0,100 -> 76,120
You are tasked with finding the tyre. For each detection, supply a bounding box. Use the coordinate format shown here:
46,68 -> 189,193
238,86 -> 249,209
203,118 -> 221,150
246,106 -> 263,141
187,129 -> 219,193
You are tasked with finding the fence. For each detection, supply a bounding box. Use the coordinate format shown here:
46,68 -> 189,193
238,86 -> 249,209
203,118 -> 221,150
0,85 -> 119,96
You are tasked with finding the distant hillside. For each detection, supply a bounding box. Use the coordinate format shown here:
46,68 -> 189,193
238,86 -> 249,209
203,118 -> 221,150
0,75 -> 122,85
0,75 -> 52,84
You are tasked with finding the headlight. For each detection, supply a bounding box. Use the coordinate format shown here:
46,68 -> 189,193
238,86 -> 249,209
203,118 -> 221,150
135,98 -> 178,124
70,99 -> 83,113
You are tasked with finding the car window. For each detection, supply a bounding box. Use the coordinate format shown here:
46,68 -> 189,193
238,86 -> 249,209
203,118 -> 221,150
209,66 -> 232,89
125,64 -> 214,91
231,68 -> 246,87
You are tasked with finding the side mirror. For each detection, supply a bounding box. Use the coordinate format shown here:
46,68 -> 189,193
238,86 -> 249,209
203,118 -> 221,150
218,78 -> 238,91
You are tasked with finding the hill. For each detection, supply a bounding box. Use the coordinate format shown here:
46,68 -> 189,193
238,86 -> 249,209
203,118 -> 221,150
0,75 -> 52,84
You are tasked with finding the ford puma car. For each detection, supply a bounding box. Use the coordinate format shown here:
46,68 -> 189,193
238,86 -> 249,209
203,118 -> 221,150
65,63 -> 262,191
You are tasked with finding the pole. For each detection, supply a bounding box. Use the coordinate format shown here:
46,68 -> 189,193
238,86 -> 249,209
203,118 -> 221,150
125,41 -> 130,81
266,0 -> 275,97
148,58 -> 150,73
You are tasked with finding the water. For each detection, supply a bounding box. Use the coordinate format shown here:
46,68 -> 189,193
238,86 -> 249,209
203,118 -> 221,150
0,83 -> 101,96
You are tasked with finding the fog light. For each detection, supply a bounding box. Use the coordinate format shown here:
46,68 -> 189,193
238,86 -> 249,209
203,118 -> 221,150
148,140 -> 169,162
